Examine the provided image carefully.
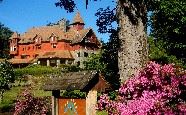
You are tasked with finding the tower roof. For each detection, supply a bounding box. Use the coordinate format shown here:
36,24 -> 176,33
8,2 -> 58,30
10,32 -> 20,39
71,12 -> 84,25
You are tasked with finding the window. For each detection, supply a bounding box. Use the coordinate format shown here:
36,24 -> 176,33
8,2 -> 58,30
35,38 -> 38,42
52,43 -> 57,48
38,46 -> 41,49
51,37 -> 54,41
65,44 -> 68,48
60,59 -> 66,64
21,55 -> 27,59
14,46 -> 16,51
22,48 -> 24,51
10,46 -> 12,51
35,54 -> 39,58
84,52 -> 88,57
85,38 -> 90,43
28,46 -> 30,50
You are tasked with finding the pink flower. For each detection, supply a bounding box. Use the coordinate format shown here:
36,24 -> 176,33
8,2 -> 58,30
97,61 -> 186,114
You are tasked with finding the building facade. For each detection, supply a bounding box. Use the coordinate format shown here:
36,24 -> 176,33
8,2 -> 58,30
9,12 -> 101,68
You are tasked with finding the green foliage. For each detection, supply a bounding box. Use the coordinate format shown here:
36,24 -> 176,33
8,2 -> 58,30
0,86 -> 51,110
0,60 -> 15,89
84,53 -> 106,72
14,65 -> 60,78
59,64 -> 81,72
151,0 -> 186,64
101,29 -> 120,89
96,110 -> 108,115
84,30 -> 121,90
0,60 -> 15,103
148,37 -> 185,68
61,90 -> 86,98
0,23 -> 13,58
0,86 -> 21,110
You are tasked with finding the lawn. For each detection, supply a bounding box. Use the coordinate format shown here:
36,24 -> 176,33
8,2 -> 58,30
0,86 -> 21,110
0,85 -> 51,111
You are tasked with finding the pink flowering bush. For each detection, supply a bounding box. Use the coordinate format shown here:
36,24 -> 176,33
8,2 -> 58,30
14,89 -> 51,115
97,61 -> 186,115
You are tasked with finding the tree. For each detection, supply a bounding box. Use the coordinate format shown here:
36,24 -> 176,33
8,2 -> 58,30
0,23 -> 13,58
84,52 -> 106,72
0,60 -> 15,103
116,0 -> 149,82
148,36 -> 185,68
83,29 -> 120,89
55,0 -> 149,83
151,0 -> 186,64
101,29 -> 120,89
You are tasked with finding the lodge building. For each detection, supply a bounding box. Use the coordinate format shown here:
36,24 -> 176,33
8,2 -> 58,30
9,12 -> 101,68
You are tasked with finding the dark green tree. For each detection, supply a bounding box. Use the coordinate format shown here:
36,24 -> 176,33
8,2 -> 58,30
0,60 -> 15,103
151,0 -> 186,64
101,29 -> 120,89
148,36 -> 184,67
83,29 -> 120,89
0,23 -> 13,58
84,52 -> 106,72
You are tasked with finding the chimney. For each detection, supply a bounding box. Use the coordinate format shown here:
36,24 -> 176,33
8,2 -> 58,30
58,18 -> 69,32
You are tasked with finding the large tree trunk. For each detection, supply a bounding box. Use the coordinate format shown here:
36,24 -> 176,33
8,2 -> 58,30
117,1 -> 148,83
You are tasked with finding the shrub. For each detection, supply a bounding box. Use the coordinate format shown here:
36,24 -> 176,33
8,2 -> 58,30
0,60 -> 15,103
61,90 -> 86,98
59,64 -> 81,72
97,61 -> 186,114
14,89 -> 51,115
14,65 -> 60,78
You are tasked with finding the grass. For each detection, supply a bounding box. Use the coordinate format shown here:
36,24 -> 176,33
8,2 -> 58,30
0,84 -> 52,110
0,86 -> 22,109
32,89 -> 51,97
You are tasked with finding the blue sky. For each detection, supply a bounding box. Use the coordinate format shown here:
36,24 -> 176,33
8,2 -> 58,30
0,0 -> 116,42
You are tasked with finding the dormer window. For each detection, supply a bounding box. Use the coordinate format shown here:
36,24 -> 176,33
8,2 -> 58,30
36,45 -> 41,49
14,46 -> 16,51
51,36 -> 54,41
85,38 -> 90,43
10,46 -> 16,51
35,38 -> 38,42
10,46 -> 13,51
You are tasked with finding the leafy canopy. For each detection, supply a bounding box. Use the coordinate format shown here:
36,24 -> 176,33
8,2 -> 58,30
0,23 -> 13,58
151,0 -> 186,63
